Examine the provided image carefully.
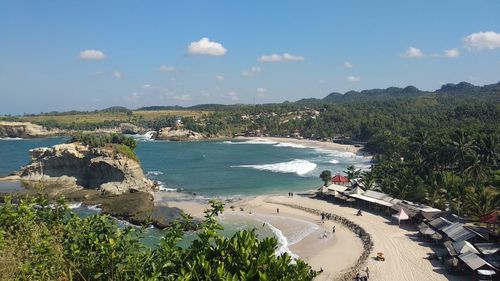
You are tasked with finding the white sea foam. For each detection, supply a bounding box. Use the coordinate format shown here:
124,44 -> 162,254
67,202 -> 82,209
241,139 -> 278,145
0,137 -> 23,140
264,222 -> 298,259
222,140 -> 233,144
273,142 -> 307,149
329,159 -> 340,164
158,186 -> 179,192
129,131 -> 156,142
87,205 -> 102,212
147,171 -> 164,176
233,159 -> 317,176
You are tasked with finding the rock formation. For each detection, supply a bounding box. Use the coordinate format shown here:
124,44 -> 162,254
156,127 -> 205,141
15,142 -> 154,195
0,121 -> 61,138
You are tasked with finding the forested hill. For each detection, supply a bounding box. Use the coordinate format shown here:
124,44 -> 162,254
297,81 -> 500,104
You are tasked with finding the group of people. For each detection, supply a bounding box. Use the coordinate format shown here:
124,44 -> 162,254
320,212 -> 332,221
287,192 -> 294,197
355,267 -> 370,280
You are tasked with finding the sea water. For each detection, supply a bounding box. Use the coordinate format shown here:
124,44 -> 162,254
0,137 -> 370,255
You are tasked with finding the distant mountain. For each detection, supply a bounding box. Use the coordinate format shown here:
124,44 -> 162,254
319,81 -> 499,103
99,106 -> 132,113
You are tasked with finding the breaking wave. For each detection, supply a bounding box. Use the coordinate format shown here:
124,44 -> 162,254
273,142 -> 306,149
147,171 -> 164,176
232,159 -> 317,176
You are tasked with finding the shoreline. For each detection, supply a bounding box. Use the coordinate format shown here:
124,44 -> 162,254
161,194 -> 469,281
234,136 -> 366,155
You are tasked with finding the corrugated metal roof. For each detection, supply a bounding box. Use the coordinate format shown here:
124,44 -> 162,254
327,184 -> 348,193
475,243 -> 500,255
429,217 -> 452,230
442,222 -> 476,242
459,252 -> 496,270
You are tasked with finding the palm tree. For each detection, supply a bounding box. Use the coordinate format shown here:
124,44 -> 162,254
344,165 -> 361,180
319,170 -> 332,187
360,170 -> 375,190
464,187 -> 497,220
475,135 -> 499,169
449,130 -> 476,175
464,154 -> 490,187
424,173 -> 447,210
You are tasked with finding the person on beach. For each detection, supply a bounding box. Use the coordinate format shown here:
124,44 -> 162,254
332,225 -> 336,233
366,267 -> 369,279
322,231 -> 328,239
277,208 -> 279,214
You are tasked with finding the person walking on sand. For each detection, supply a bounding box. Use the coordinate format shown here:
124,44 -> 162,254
332,225 -> 336,233
277,208 -> 279,214
366,267 -> 369,279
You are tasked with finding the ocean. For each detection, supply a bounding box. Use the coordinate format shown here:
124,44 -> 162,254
0,136 -> 370,255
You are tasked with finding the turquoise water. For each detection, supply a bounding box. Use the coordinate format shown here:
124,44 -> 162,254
0,137 -> 370,196
0,136 -> 369,253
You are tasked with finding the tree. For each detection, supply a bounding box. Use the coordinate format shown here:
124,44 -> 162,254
344,165 -> 361,181
0,197 -> 318,281
320,170 -> 332,187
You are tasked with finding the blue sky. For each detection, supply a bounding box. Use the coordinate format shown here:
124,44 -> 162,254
1,1 -> 499,114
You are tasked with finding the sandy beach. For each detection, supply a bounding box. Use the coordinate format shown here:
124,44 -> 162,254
235,136 -> 364,154
159,193 -> 469,281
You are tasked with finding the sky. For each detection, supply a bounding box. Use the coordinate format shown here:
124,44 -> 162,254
0,1 -> 499,114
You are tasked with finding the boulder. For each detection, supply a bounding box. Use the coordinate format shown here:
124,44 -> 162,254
0,121 -> 61,138
156,127 -> 205,141
17,142 -> 154,195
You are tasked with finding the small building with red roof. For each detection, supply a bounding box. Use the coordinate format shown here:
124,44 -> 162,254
331,174 -> 349,185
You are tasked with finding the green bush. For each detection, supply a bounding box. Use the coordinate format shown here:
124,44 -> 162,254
0,197 -> 317,281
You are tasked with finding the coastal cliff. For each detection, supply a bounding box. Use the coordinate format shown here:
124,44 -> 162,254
156,127 -> 205,141
15,142 -> 154,195
0,121 -> 61,138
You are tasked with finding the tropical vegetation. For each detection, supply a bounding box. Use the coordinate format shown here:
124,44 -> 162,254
0,197 -> 317,281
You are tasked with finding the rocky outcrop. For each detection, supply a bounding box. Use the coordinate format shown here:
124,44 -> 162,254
0,121 -> 61,138
156,127 -> 205,141
16,142 -> 155,195
119,123 -> 148,135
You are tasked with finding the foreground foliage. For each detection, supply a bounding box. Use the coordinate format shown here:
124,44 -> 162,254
0,197 -> 316,281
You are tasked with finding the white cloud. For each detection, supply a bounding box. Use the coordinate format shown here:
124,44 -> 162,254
124,92 -> 141,103
215,75 -> 225,81
158,65 -> 176,72
113,71 -> 122,78
444,48 -> 460,58
258,53 -> 304,62
142,84 -> 153,89
463,31 -> 500,50
401,47 -> 424,58
226,91 -> 239,101
344,62 -> 353,68
172,94 -> 192,101
79,49 -> 106,60
346,76 -> 360,82
243,66 -> 262,77
256,87 -> 267,97
200,90 -> 210,97
187,37 -> 227,56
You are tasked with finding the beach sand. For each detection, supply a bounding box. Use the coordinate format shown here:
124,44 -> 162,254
161,194 -> 469,281
235,136 -> 364,154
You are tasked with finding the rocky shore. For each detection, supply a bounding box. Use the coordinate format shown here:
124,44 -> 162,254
0,141 -> 184,228
0,121 -> 220,141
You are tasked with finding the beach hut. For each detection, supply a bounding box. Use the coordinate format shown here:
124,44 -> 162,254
331,175 -> 349,185
392,208 -> 409,226
480,210 -> 500,237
